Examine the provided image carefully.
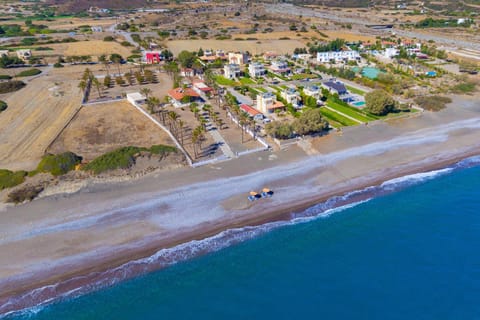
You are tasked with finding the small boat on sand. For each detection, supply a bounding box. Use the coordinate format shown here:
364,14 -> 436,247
261,188 -> 274,198
248,189 -> 273,201
248,191 -> 261,202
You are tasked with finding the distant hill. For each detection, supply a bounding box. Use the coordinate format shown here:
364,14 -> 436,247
48,0 -> 149,13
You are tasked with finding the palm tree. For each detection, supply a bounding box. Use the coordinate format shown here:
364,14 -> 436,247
92,77 -> 102,98
178,119 -> 185,146
239,112 -> 249,143
140,87 -> 152,99
99,55 -> 110,76
146,96 -> 159,114
168,111 -> 180,136
78,80 -> 87,93
191,130 -> 199,159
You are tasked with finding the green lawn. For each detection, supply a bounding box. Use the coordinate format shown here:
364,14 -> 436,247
346,85 -> 366,96
320,108 -> 358,127
291,73 -> 317,80
255,87 -> 268,93
214,75 -> 239,86
326,100 -> 376,123
239,77 -> 256,85
269,85 -> 282,92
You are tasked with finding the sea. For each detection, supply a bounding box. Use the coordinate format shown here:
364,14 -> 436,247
3,156 -> 480,319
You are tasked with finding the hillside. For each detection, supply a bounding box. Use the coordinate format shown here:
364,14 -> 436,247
48,0 -> 150,13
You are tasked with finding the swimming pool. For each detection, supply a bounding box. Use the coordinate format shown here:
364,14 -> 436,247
352,101 -> 365,107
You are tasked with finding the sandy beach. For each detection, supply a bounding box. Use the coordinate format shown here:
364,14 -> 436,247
1,95 -> 480,315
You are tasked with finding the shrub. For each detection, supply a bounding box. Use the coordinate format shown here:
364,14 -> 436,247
450,82 -> 476,94
0,75 -> 12,80
0,81 -> 26,94
103,36 -> 115,41
415,96 -> 452,111
15,68 -> 42,77
36,152 -> 82,176
0,169 -> 27,190
83,146 -> 144,174
0,100 -> 7,112
83,145 -> 177,174
7,185 -> 44,203
53,62 -> 64,68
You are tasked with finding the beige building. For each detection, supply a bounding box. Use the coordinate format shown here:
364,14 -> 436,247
228,52 -> 249,65
257,92 -> 285,114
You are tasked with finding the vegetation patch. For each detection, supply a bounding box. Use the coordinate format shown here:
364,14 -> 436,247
0,81 -> 26,94
35,152 -> 82,176
83,145 -> 177,174
0,100 -> 7,112
0,169 -> 27,190
15,68 -> 42,77
415,96 -> 452,111
450,82 -> 476,94
0,75 -> 12,80
214,75 -> 239,86
7,185 -> 44,204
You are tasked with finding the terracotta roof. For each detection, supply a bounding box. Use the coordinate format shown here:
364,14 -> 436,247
240,104 -> 261,116
267,101 -> 285,109
168,88 -> 200,101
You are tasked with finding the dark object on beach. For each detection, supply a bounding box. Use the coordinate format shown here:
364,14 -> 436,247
7,185 -> 44,203
248,191 -> 261,202
261,188 -> 274,198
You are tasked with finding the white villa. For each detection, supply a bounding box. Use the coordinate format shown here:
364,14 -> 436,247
317,50 -> 360,63
249,62 -> 266,78
281,88 -> 301,107
257,92 -> 285,114
270,60 -> 290,74
224,64 -> 241,79
303,85 -> 321,99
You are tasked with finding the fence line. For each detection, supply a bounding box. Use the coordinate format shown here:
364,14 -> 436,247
129,101 -> 193,167
227,111 -> 270,150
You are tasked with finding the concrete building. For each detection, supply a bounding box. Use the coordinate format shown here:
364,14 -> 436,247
323,80 -> 348,95
16,49 -> 31,62
303,85 -> 321,99
248,62 -> 266,78
281,88 -> 301,107
317,50 -> 360,63
270,60 -> 290,74
144,51 -> 161,64
228,52 -> 249,65
383,47 -> 399,59
257,92 -> 285,114
224,63 -> 241,79
126,92 -> 146,105
240,104 -> 263,120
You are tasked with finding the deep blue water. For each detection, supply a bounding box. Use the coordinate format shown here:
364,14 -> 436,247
7,163 -> 480,319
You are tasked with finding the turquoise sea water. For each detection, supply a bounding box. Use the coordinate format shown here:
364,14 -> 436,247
5,160 -> 480,319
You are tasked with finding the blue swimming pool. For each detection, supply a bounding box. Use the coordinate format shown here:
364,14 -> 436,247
352,101 -> 365,107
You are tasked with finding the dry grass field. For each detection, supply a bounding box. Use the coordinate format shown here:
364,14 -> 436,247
166,39 -> 306,55
43,17 -> 118,31
64,40 -> 134,58
47,101 -> 175,161
320,30 -> 377,43
0,68 -> 83,171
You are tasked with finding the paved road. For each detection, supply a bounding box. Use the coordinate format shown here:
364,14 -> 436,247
226,87 -> 253,105
265,3 -> 480,51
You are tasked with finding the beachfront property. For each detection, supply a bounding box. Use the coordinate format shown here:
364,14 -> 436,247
126,92 -> 146,106
228,52 -> 249,65
224,63 -> 241,79
180,68 -> 195,77
240,104 -> 264,120
303,85 -> 321,100
322,80 -> 348,96
257,92 -> 285,114
168,87 -> 201,107
192,80 -> 213,96
249,62 -> 266,78
270,60 -> 291,75
317,50 -> 360,63
281,88 -> 301,107
144,51 -> 162,64
16,49 -> 31,62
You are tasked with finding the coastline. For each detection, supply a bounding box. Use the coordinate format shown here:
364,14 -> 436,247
1,100 -> 480,315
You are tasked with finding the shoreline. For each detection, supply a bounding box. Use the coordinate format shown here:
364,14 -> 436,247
1,100 -> 480,316
1,147 -> 479,315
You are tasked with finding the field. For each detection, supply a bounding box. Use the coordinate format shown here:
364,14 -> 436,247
0,68 -> 83,171
64,40 -> 134,58
166,39 -> 306,56
320,30 -> 376,43
47,101 -> 175,161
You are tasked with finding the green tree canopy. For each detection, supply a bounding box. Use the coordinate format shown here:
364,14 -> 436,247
365,89 -> 396,116
292,108 -> 329,136
177,50 -> 196,68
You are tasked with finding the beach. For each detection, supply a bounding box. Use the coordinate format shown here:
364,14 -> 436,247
1,95 -> 480,315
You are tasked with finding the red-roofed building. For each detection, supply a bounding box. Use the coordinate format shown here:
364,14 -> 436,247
168,87 -> 201,107
240,104 -> 263,120
192,80 -> 213,95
